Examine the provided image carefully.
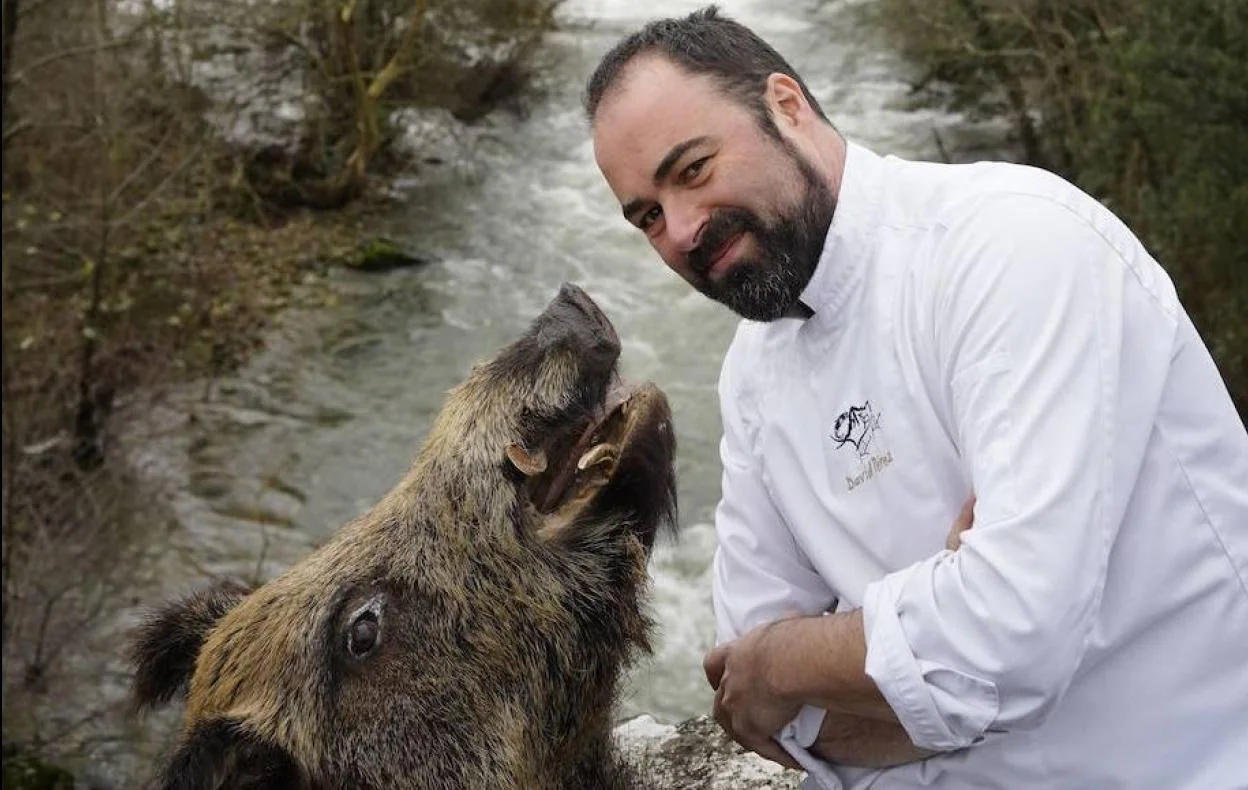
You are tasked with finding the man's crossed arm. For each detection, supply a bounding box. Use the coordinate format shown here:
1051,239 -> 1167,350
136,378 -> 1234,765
703,497 -> 975,770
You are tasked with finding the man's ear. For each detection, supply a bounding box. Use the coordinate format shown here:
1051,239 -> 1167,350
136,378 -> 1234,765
129,580 -> 251,711
155,718 -> 299,790
765,72 -> 809,128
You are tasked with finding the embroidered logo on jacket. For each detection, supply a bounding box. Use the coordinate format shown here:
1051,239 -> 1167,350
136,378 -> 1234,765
831,401 -> 893,490
831,402 -> 880,457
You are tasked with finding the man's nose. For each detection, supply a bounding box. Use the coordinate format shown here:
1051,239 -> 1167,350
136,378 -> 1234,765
664,199 -> 707,254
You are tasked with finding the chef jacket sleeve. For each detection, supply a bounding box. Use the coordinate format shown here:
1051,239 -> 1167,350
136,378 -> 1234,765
861,193 -> 1175,751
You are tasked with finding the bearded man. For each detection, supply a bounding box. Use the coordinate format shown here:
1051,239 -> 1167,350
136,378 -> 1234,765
586,7 -> 1248,789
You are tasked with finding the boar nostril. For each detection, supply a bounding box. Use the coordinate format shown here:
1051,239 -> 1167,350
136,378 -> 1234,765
347,611 -> 380,659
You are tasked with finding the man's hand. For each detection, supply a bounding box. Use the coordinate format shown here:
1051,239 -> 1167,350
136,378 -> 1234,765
703,616 -> 805,769
946,495 -> 976,551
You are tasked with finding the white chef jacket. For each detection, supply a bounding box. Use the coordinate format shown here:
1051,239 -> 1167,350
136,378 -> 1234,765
712,141 -> 1248,789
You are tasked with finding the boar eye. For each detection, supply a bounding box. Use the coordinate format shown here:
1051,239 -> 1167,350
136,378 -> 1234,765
347,611 -> 380,658
344,593 -> 384,660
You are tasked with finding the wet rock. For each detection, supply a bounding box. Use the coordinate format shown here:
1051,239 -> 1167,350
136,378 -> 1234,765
452,59 -> 530,123
616,715 -> 804,789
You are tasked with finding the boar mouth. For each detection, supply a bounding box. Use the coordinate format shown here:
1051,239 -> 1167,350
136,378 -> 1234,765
524,376 -> 671,536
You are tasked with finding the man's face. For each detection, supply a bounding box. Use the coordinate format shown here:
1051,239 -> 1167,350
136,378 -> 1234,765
592,56 -> 835,321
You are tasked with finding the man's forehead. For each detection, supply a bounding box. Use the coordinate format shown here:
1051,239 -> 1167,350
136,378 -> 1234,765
595,55 -> 723,123
591,58 -> 748,187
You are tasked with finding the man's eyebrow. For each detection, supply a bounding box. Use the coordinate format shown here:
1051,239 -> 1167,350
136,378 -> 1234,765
652,136 -> 712,185
620,136 -> 714,222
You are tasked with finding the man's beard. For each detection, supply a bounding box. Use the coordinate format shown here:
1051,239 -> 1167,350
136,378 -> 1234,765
686,148 -> 836,322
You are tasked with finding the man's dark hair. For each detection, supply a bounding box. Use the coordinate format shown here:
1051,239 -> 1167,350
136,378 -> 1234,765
583,5 -> 830,137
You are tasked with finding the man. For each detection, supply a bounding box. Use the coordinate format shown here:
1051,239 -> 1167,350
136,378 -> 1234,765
587,6 -> 1248,790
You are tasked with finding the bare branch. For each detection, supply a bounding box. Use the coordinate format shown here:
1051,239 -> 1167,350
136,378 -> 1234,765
10,38 -> 130,86
366,0 -> 428,101
111,140 -> 207,230
105,122 -> 179,207
3,117 -> 32,144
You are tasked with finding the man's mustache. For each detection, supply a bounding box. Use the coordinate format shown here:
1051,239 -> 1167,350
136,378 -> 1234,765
687,208 -> 762,277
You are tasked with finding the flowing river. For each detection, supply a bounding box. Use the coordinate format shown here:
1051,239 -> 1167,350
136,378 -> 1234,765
133,0 -> 983,738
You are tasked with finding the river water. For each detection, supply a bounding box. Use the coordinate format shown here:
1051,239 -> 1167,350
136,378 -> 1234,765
138,0 -> 979,730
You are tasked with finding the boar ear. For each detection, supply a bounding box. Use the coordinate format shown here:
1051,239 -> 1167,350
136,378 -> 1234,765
130,580 -> 251,711
156,718 -> 299,790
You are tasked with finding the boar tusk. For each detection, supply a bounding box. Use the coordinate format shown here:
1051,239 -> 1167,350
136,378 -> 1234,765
577,443 -> 618,471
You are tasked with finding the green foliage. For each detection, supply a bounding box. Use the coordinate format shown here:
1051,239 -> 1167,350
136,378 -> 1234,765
863,0 -> 1248,418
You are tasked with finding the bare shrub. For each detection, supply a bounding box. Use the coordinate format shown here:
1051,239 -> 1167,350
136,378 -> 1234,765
187,0 -> 564,207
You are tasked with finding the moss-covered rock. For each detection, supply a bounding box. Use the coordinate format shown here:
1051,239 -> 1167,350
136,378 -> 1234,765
341,238 -> 430,273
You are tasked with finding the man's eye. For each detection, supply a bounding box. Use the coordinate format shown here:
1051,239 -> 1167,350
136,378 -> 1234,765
680,157 -> 709,183
639,205 -> 662,230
